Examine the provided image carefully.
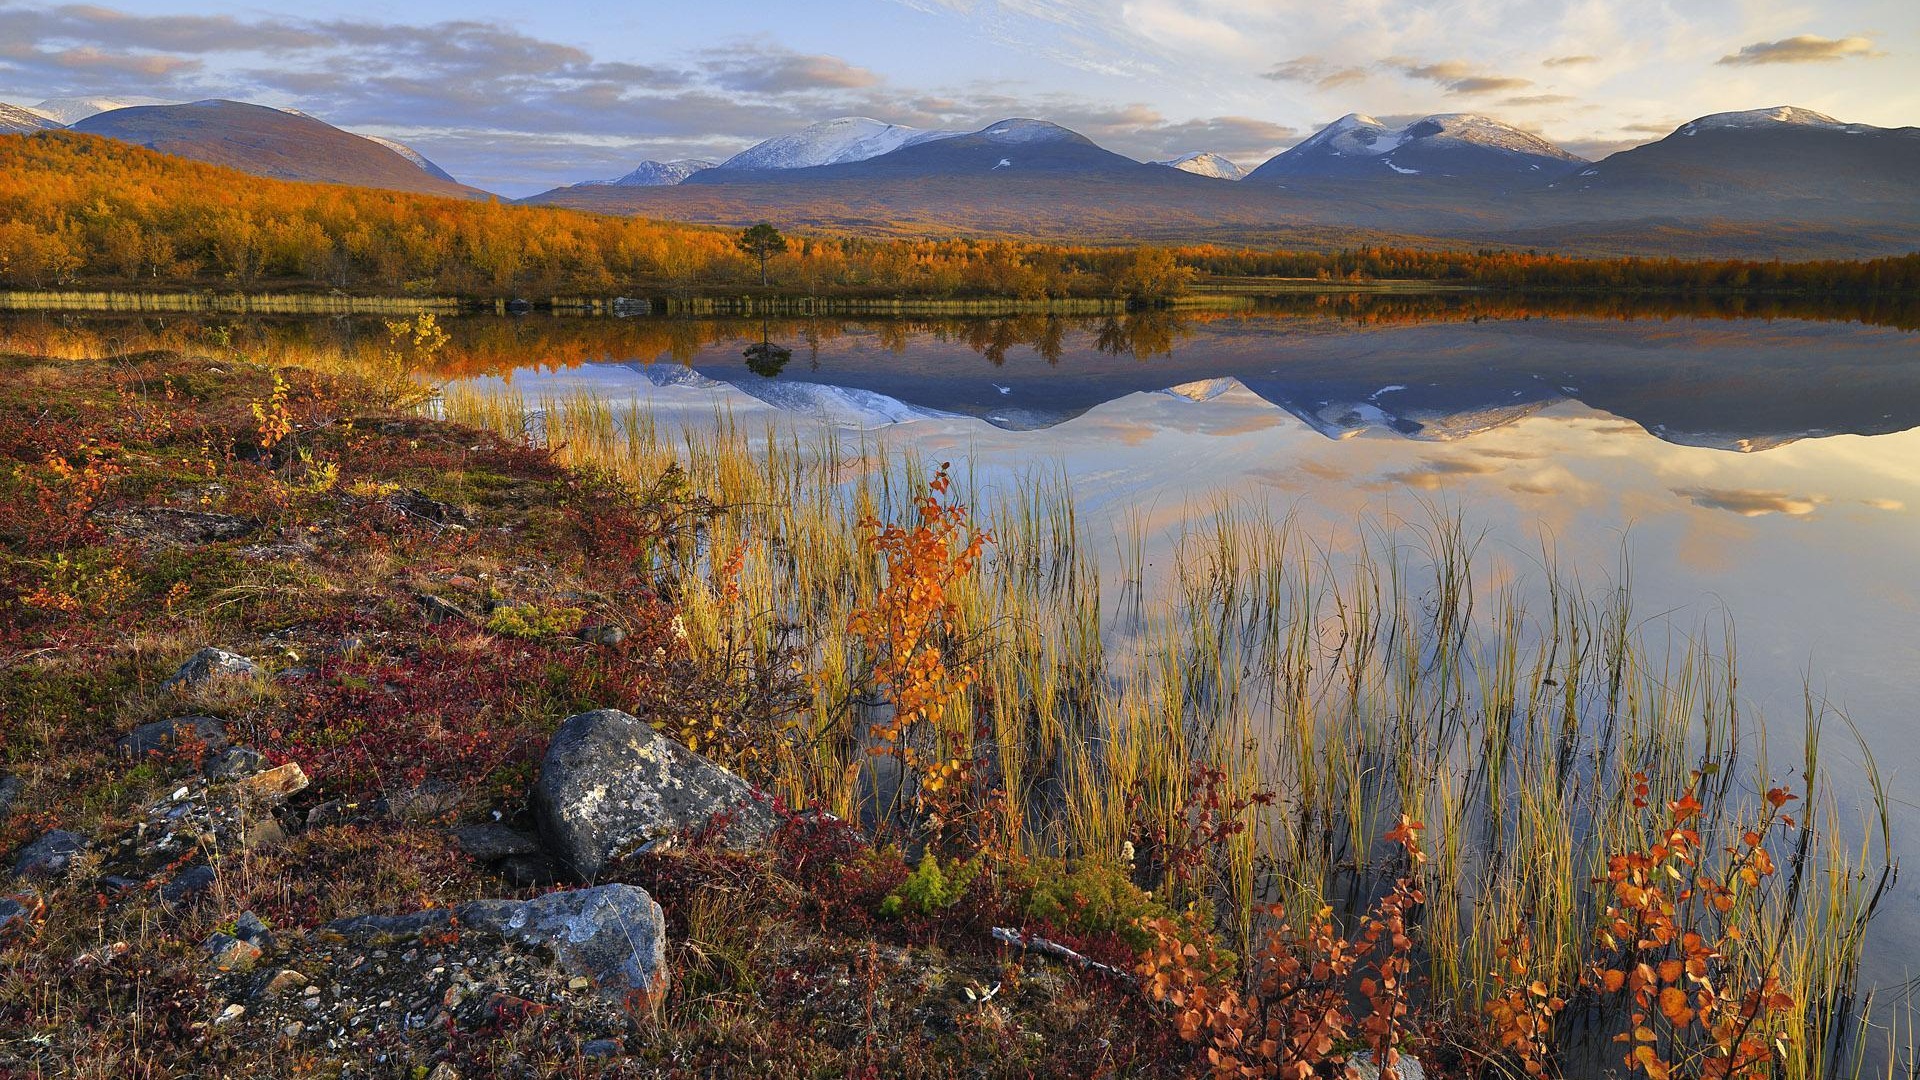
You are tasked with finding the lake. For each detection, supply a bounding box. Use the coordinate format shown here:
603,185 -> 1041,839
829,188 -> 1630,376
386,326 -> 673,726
13,294 -> 1918,1030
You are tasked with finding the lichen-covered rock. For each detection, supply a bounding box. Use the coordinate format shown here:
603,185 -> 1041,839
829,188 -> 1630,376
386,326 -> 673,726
532,709 -> 776,879
116,715 -> 229,760
455,885 -> 667,1002
161,648 -> 262,692
13,829 -> 87,880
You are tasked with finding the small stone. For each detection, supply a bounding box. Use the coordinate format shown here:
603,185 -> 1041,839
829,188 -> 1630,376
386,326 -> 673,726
451,823 -> 543,862
415,594 -> 473,625
234,911 -> 273,948
260,969 -> 309,997
578,624 -> 626,647
162,649 -> 262,692
116,716 -> 228,761
215,1003 -> 247,1025
238,816 -> 288,851
161,864 -> 217,904
205,747 -> 268,779
424,1063 -> 461,1080
203,933 -> 263,971
567,976 -> 590,991
580,1039 -> 622,1060
0,896 -> 32,936
281,1021 -> 304,1038
0,773 -> 20,818
12,830 -> 88,880
305,800 -> 352,828
227,762 -> 308,802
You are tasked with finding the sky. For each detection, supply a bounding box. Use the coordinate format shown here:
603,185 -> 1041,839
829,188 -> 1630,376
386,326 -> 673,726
1,0 -> 1915,196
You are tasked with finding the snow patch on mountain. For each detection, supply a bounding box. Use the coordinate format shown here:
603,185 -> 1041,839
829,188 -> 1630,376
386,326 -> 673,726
974,119 -> 1080,144
1,102 -> 62,134
1675,106 -> 1873,136
1151,152 -> 1246,180
717,117 -> 959,171
27,96 -> 172,124
360,135 -> 459,182
588,160 -> 718,187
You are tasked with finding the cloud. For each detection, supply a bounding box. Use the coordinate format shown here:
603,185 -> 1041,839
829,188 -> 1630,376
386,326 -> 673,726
1717,35 -> 1881,66
1386,58 -> 1532,94
1542,54 -> 1598,68
1502,94 -> 1577,106
703,44 -> 882,94
1262,56 -> 1367,89
1672,487 -> 1824,517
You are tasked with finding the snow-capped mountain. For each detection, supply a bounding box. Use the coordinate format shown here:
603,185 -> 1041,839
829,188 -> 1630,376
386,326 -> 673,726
715,117 -> 959,172
1151,152 -> 1246,180
1559,105 -> 1920,207
1675,106 -> 1861,136
588,160 -> 718,187
1,102 -> 62,134
1247,113 -> 1584,182
683,117 -> 1182,185
27,96 -> 173,125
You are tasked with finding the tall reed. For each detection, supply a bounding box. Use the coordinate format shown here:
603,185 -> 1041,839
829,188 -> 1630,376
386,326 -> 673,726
441,380 -> 1894,1077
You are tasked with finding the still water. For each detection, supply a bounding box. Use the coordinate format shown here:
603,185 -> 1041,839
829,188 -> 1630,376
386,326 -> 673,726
18,296 -> 1920,1029
450,301 -> 1920,1009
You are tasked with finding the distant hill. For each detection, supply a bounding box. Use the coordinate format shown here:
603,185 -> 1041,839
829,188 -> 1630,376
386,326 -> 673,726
690,119 -> 1192,184
1546,106 -> 1920,215
26,96 -> 173,125
0,103 -> 62,135
71,100 -> 487,199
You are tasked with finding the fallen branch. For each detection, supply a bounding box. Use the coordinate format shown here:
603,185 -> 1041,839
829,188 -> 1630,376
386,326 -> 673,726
991,927 -> 1137,983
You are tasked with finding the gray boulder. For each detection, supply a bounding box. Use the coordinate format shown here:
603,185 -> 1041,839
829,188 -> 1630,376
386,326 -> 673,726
0,773 -> 20,818
14,829 -> 88,879
532,709 -> 776,879
456,885 -> 667,1001
116,716 -> 229,760
162,649 -> 262,692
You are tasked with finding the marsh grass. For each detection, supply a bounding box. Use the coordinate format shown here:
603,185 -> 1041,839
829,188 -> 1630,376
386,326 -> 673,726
442,379 -> 1894,1076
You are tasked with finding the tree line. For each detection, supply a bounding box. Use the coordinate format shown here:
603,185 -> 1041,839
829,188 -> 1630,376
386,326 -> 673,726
2,132 -> 1914,299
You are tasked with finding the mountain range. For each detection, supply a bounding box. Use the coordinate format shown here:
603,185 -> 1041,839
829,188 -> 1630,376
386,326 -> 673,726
3,94 -> 1916,257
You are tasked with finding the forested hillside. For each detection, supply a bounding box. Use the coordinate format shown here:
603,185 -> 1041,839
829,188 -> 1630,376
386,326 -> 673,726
2,132 -> 1914,299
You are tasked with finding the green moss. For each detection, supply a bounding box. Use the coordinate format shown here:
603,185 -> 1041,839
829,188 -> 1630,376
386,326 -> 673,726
1006,857 -> 1168,950
484,603 -> 586,640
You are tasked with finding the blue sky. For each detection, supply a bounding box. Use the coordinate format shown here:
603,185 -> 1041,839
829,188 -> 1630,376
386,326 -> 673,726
3,0 -> 1914,195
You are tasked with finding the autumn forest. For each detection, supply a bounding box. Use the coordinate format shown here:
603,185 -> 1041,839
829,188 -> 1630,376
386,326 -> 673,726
3,131 -> 1916,301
